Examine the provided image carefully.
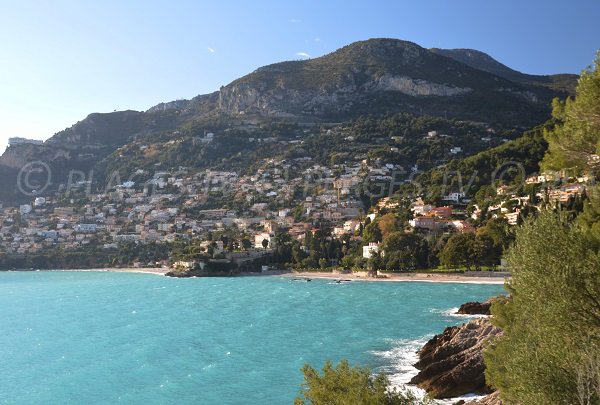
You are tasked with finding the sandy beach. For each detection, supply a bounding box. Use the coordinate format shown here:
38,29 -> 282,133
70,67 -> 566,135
280,271 -> 508,284
12,268 -> 507,284
47,267 -> 170,275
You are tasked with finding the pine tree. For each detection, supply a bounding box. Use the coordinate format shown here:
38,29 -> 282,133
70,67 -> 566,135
542,53 -> 600,173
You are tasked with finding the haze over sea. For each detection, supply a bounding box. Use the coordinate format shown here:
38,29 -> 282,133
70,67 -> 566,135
0,272 -> 504,404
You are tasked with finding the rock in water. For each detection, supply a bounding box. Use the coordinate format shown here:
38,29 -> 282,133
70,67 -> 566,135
456,299 -> 493,315
410,318 -> 501,398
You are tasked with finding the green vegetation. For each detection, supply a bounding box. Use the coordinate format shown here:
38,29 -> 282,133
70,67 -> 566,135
439,219 -> 512,270
484,55 -> 600,405
399,127 -> 548,205
294,360 -> 426,405
542,53 -> 600,173
484,211 -> 600,404
0,241 -> 170,270
100,111 -> 518,194
382,231 -> 429,270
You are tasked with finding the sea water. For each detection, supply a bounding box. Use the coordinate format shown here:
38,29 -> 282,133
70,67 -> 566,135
0,272 -> 504,404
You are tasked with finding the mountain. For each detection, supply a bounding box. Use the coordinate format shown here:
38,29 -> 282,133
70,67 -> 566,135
429,48 -> 578,94
0,38 -> 576,202
213,39 -> 569,125
0,110 -> 185,201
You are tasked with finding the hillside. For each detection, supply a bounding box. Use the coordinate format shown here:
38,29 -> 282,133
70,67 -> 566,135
0,38 -> 575,202
398,125 -> 549,205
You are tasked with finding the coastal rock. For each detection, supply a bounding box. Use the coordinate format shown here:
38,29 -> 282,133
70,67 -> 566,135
165,269 -> 194,278
165,269 -> 231,278
456,298 -> 494,315
410,318 -> 501,399
457,296 -> 509,315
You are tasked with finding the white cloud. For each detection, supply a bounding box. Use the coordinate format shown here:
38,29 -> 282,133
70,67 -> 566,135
296,52 -> 311,59
288,18 -> 302,23
314,37 -> 321,43
207,47 -> 215,53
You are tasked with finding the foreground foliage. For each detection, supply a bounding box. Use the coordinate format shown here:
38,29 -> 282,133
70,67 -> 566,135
294,360 -> 426,405
484,211 -> 600,404
543,53 -> 600,173
485,53 -> 600,405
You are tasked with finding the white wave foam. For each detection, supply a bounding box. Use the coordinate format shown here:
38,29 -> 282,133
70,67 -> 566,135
371,336 -> 486,404
430,307 -> 489,318
370,336 -> 430,398
435,393 -> 486,404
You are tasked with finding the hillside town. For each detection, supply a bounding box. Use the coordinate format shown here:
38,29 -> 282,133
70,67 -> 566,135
0,147 -> 590,270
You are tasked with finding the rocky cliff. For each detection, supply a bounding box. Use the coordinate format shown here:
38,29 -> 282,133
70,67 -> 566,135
410,318 -> 501,399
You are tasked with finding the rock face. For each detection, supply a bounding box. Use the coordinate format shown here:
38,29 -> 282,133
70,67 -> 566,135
456,298 -> 494,315
371,74 -> 472,96
410,318 -> 501,399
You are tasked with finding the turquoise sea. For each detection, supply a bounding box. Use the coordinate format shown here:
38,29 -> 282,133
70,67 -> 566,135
0,272 -> 504,404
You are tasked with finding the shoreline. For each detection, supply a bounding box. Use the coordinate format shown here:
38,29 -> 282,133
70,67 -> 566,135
3,267 -> 170,275
2,268 -> 508,284
280,271 -> 508,284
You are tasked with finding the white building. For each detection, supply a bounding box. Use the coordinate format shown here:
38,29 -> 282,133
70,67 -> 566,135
114,234 -> 140,243
363,242 -> 381,259
200,240 -> 224,255
74,224 -> 98,233
254,233 -> 272,249
34,197 -> 46,207
157,223 -> 173,232
505,210 -> 521,226
442,192 -> 465,203
19,204 -> 32,215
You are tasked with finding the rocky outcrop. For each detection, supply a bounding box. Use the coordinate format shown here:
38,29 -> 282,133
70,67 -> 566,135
165,269 -> 233,278
146,99 -> 191,113
370,74 -> 471,96
457,296 -> 509,315
410,318 -> 501,399
456,298 -> 494,315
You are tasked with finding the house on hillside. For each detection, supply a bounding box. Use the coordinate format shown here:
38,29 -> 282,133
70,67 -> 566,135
362,242 -> 381,259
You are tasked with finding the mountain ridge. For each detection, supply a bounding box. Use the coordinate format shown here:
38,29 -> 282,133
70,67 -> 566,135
0,38 -> 577,202
429,47 -> 578,94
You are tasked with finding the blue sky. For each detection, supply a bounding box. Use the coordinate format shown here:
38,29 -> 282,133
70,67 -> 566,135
0,0 -> 599,152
